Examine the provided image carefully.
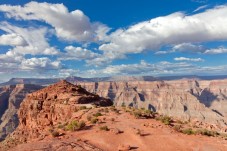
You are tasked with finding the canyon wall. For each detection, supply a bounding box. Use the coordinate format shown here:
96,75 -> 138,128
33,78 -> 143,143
79,80 -> 227,130
0,84 -> 43,141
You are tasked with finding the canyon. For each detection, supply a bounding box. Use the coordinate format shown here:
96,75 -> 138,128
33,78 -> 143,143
0,78 -> 227,150
79,79 -> 227,132
1,80 -> 227,151
0,84 -> 43,141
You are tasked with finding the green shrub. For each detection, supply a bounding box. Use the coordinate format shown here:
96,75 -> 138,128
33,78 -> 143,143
197,129 -> 219,137
66,120 -> 86,131
100,126 -> 109,131
121,102 -> 126,107
182,128 -> 196,135
57,124 -> 64,129
79,106 -> 87,110
93,112 -> 102,117
160,116 -> 172,125
133,111 -> 142,119
131,109 -> 154,119
91,117 -> 98,124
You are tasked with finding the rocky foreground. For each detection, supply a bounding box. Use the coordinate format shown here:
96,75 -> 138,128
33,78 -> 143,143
0,80 -> 227,151
1,106 -> 227,151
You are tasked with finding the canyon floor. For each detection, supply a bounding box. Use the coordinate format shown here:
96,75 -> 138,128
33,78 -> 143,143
5,106 -> 227,151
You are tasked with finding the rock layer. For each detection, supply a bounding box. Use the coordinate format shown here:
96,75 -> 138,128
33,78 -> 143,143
0,84 -> 43,141
79,80 -> 227,130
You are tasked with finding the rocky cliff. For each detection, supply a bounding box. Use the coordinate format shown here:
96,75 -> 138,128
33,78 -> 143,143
4,80 -> 112,146
0,84 -> 43,141
79,79 -> 227,130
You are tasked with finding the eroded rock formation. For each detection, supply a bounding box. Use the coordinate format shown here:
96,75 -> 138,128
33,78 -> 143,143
79,79 -> 227,130
5,80 -> 112,146
0,84 -> 43,141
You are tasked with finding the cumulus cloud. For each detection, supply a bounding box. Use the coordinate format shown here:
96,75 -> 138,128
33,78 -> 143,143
0,22 -> 59,55
21,57 -> 61,70
172,43 -> 205,53
0,2 -> 110,42
0,51 -> 23,63
204,47 -> 227,54
59,46 -> 100,61
171,43 -> 227,55
85,51 -> 126,67
100,6 -> 227,55
0,33 -> 27,46
174,57 -> 204,62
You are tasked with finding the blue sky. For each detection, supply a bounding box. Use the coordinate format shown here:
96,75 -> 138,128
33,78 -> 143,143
0,0 -> 227,81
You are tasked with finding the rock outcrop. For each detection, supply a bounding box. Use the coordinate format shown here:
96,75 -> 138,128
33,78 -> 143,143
0,84 -> 43,141
4,80 -> 112,146
79,79 -> 227,130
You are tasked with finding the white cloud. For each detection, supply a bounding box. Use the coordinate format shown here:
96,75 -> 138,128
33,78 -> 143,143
172,43 -> 227,54
204,47 -> 227,54
85,61 -> 195,76
0,2 -> 110,42
100,6 -> 227,55
193,5 -> 208,13
0,51 -> 23,63
173,43 -> 205,53
0,22 -> 59,55
80,61 -> 227,77
21,57 -> 61,70
58,69 -> 80,77
0,33 -> 27,46
59,46 -> 100,61
85,51 -> 126,66
155,51 -> 171,55
174,57 -> 204,62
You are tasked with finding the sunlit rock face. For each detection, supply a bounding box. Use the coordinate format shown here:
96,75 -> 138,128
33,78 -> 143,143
80,79 -> 227,129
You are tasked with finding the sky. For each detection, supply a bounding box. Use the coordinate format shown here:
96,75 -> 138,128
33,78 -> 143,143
0,0 -> 227,82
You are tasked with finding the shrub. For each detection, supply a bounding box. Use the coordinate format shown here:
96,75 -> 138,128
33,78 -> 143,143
51,130 -> 60,137
133,111 -> 142,119
100,126 -> 109,131
160,116 -> 172,125
173,125 -> 182,132
182,128 -> 196,135
49,129 -> 60,137
197,129 -> 219,137
121,102 -> 126,107
93,112 -> 102,117
131,109 -> 154,119
57,124 -> 64,129
91,117 -> 98,124
79,106 -> 87,110
66,120 -> 86,131
87,115 -> 92,121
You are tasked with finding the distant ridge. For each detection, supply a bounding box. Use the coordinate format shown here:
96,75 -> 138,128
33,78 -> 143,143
1,75 -> 227,86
